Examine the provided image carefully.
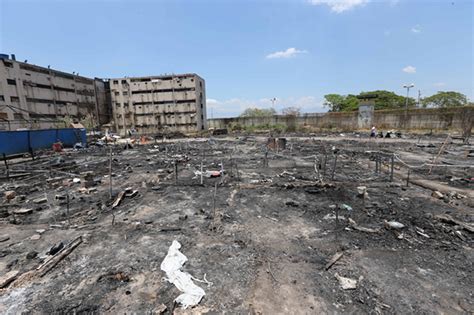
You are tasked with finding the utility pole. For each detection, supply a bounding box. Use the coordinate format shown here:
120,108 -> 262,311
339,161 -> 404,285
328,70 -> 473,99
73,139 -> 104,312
417,90 -> 421,107
270,98 -> 277,110
403,83 -> 415,129
403,83 -> 415,111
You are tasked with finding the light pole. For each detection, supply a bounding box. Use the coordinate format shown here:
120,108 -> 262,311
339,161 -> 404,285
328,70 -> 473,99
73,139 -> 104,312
270,97 -> 277,109
403,83 -> 414,129
403,83 -> 414,110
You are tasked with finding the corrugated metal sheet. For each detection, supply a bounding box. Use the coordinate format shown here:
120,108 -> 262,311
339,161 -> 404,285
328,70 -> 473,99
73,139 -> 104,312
0,128 -> 86,156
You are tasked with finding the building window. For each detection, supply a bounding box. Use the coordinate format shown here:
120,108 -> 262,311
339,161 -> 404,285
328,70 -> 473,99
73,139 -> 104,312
115,91 -> 120,96
0,95 -> 4,101
121,80 -> 127,84
13,113 -> 23,120
123,91 -> 128,95
113,80 -> 119,84
7,79 -> 16,85
25,73 -> 31,76
11,96 -> 19,102
4,62 -> 13,68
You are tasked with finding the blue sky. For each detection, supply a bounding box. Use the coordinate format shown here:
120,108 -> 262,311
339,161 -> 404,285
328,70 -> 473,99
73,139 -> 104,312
0,0 -> 472,117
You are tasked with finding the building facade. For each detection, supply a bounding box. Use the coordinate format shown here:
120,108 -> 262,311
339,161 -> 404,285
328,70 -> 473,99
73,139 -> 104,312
109,74 -> 206,136
0,54 -> 207,135
0,54 -> 110,131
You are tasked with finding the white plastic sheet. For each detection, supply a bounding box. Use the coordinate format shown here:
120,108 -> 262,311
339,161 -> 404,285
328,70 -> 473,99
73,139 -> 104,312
161,240 -> 205,309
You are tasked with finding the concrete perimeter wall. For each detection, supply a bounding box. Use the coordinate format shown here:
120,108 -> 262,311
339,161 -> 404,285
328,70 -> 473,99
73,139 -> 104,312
208,106 -> 474,132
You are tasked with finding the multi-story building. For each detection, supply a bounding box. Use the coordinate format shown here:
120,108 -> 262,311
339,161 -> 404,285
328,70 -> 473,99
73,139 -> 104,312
0,53 -> 207,135
0,54 -> 110,131
109,74 -> 206,136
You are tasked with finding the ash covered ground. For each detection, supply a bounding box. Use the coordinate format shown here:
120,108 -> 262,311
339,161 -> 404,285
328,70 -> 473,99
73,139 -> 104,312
0,133 -> 473,314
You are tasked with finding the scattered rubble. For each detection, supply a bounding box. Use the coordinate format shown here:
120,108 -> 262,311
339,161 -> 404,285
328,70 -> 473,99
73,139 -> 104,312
0,133 -> 472,313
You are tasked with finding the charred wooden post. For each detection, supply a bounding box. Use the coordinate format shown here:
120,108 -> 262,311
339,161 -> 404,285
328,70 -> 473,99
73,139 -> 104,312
174,161 -> 178,184
109,147 -> 113,199
3,154 -> 9,180
331,154 -> 338,180
390,154 -> 394,182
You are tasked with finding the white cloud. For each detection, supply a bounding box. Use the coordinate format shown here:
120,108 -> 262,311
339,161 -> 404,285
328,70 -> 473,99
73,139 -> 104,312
206,98 -> 219,105
434,82 -> 445,87
206,96 -> 326,118
411,25 -> 421,33
402,65 -> 416,73
309,0 -> 370,13
266,47 -> 308,59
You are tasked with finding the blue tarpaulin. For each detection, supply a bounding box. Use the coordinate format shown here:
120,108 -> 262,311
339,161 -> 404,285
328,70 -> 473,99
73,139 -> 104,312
0,128 -> 86,157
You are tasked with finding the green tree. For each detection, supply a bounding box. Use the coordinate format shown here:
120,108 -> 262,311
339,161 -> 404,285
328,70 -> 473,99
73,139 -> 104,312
240,107 -> 276,117
323,94 -> 359,112
323,94 -> 344,112
359,90 -> 415,110
325,90 -> 418,112
422,91 -> 468,108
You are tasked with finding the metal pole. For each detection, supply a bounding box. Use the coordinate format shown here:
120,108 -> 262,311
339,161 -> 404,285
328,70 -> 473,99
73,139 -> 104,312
375,154 -> 379,174
323,152 -> 327,176
174,161 -> 178,184
405,87 -> 410,110
66,193 -> 70,226
331,154 -> 338,180
220,160 -> 224,184
200,160 -> 203,185
109,147 -> 113,199
390,154 -> 394,182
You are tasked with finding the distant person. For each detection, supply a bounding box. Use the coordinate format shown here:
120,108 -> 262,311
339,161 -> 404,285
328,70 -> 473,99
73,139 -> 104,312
370,126 -> 377,138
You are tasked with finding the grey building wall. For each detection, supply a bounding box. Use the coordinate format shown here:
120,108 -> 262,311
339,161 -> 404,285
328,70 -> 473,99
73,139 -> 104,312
358,104 -> 374,129
0,56 -> 109,131
109,73 -> 206,136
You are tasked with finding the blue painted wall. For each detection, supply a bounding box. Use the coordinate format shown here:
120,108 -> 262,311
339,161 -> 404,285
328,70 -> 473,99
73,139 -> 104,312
0,128 -> 86,156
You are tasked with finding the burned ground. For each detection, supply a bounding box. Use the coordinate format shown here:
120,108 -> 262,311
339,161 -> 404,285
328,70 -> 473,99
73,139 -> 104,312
0,134 -> 473,314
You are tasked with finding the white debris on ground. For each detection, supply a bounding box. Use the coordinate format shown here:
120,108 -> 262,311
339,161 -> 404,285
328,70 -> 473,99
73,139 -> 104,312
335,273 -> 358,290
160,240 -> 206,309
